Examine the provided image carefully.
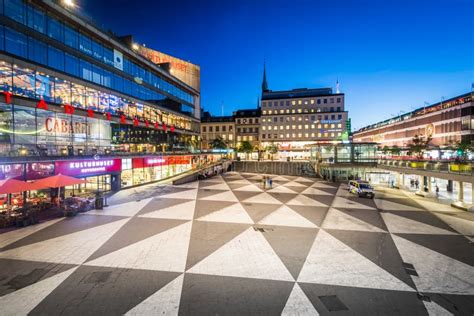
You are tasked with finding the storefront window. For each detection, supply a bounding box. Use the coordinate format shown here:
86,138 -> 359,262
54,78 -> 70,104
12,65 -> 35,98
84,87 -> 98,110
71,82 -> 85,108
35,72 -> 54,102
72,115 -> 87,145
13,105 -> 36,145
98,91 -> 109,112
0,62 -> 13,92
0,104 -> 13,150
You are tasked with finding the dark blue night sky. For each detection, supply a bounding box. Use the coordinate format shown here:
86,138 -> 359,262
81,0 -> 472,129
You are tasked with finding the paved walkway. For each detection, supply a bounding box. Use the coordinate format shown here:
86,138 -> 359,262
0,172 -> 473,315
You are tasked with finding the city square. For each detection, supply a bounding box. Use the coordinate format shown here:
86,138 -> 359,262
0,172 -> 473,315
0,0 -> 473,314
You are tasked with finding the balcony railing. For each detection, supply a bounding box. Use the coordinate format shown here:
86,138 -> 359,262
377,159 -> 474,176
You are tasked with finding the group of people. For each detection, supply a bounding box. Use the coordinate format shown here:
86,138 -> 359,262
261,176 -> 273,190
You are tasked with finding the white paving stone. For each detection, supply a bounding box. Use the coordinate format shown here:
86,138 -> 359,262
85,221 -> 192,272
188,227 -> 294,281
259,205 -> 317,228
381,213 -> 456,235
298,230 -> 414,292
199,190 -> 239,202
287,194 -> 327,207
332,196 -> 376,210
88,198 -> 152,217
139,200 -> 196,220
282,283 -> 319,316
0,218 -> 64,249
322,208 -> 385,232
242,192 -> 282,204
160,189 -> 198,200
197,202 -> 253,224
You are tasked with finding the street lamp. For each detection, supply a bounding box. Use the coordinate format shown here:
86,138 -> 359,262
63,0 -> 74,7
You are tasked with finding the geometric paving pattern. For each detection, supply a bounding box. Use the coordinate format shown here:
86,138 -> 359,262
0,172 -> 473,315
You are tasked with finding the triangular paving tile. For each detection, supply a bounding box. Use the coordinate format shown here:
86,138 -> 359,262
268,185 -> 298,194
137,198 -> 194,216
423,300 -> 453,316
287,205 -> 329,227
382,197 -> 426,210
125,274 -> 184,315
301,194 -> 335,206
327,230 -> 416,289
273,175 -> 291,182
312,182 -> 337,189
87,198 -> 152,217
194,200 -> 236,219
429,293 -> 474,315
391,234 -> 474,295
1,214 -> 126,251
263,226 -> 318,280
298,230 -> 414,291
179,274 -> 293,315
226,179 -> 251,185
199,190 -> 239,202
322,208 -> 386,233
332,196 -> 376,210
232,190 -> 262,202
87,218 -> 187,261
31,266 -> 179,315
374,199 -> 424,212
0,218 -> 130,264
338,208 -> 388,232
86,221 -> 192,272
243,192 -> 282,204
0,218 -> 64,249
281,283 -> 318,315
394,234 -> 474,267
174,181 -> 198,189
160,188 -> 198,200
197,188 -> 228,199
197,202 -> 253,224
268,192 -> 299,204
287,194 -> 328,207
434,213 -> 474,236
0,267 -> 78,315
241,202 -> 282,223
294,177 -> 314,183
188,227 -> 294,281
259,205 -> 318,228
381,213 -> 456,235
301,187 -> 332,195
299,283 -> 427,315
233,184 -> 264,192
198,182 -> 230,191
139,200 -> 196,220
227,182 -> 251,190
185,221 -> 250,270
285,186 -> 309,193
283,181 -> 307,187
386,211 -> 458,233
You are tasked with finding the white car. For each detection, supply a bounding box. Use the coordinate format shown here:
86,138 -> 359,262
348,180 -> 375,199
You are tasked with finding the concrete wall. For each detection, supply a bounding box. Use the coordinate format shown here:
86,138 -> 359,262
232,161 -> 317,177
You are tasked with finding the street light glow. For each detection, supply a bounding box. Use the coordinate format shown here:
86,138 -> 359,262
63,0 -> 74,7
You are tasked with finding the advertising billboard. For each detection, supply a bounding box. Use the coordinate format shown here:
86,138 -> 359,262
138,46 -> 200,91
55,159 -> 122,177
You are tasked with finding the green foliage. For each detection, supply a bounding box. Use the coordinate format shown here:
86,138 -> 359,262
238,141 -> 254,153
210,137 -> 227,149
408,134 -> 432,159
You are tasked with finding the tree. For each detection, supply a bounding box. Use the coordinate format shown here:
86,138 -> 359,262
390,145 -> 402,156
408,135 -> 432,159
238,141 -> 254,160
381,146 -> 390,156
210,136 -> 227,150
265,143 -> 278,161
453,140 -> 473,161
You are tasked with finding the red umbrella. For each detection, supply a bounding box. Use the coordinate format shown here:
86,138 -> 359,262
32,174 -> 86,188
0,178 -> 33,195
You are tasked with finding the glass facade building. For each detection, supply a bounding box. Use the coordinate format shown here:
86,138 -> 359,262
0,0 -> 200,157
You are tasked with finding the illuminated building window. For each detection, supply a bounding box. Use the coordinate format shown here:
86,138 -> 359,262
318,124 -> 322,128
331,133 -> 335,137
311,133 -> 315,137
279,134 -> 284,138
331,124 -> 335,128
317,133 -> 322,137
286,109 -> 290,113
310,99 -> 315,104
237,136 -> 241,141
262,111 -> 267,115
324,124 -> 329,128
304,133 -> 309,137
249,136 -> 253,141
324,132 -> 328,137
291,100 -> 296,105
268,110 -> 272,114
291,109 -> 295,113
298,100 -> 302,105
337,123 -> 342,128
262,126 -> 266,130
304,100 -> 308,105
280,109 -> 284,114
292,133 -> 296,138
298,133 -> 302,137
304,125 -> 309,129
311,124 -> 315,128
279,126 -> 284,130
286,133 -> 290,137
298,125 -> 302,129
286,125 -> 290,130
337,132 -> 341,136
298,117 -> 302,121
229,135 -> 233,140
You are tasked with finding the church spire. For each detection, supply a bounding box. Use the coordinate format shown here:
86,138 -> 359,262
261,60 -> 269,92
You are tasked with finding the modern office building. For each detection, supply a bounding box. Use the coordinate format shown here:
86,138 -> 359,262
200,115 -> 235,150
260,66 -> 348,159
353,93 -> 473,147
0,0 -> 208,192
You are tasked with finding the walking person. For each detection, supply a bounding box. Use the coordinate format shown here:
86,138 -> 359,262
415,179 -> 419,190
436,185 -> 440,197
268,177 -> 273,189
262,176 -> 266,190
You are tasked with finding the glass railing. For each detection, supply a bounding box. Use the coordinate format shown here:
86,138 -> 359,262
377,159 -> 474,176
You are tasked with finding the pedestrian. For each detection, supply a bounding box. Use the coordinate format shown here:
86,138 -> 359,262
268,177 -> 273,189
436,185 -> 439,196
415,179 -> 419,189
262,176 -> 266,190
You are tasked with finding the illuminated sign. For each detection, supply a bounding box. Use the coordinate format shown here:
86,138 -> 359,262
137,46 -> 200,91
55,159 -> 122,177
147,158 -> 165,165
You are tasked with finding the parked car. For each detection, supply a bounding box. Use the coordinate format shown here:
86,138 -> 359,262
348,180 -> 375,198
